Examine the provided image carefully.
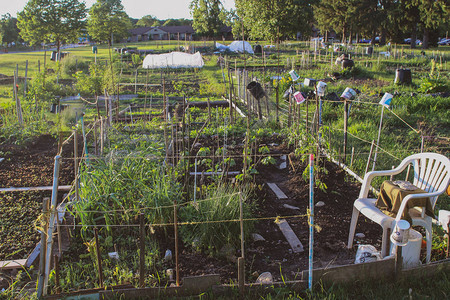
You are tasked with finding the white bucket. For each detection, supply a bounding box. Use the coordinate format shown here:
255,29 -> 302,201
402,229 -> 422,269
293,91 -> 305,104
316,81 -> 327,96
341,87 -> 357,100
289,70 -> 300,82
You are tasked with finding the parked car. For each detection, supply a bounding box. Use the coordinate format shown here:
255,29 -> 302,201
404,38 -> 422,45
438,38 -> 450,45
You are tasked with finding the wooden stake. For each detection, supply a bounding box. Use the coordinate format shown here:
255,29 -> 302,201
24,60 -> 28,97
74,129 -> 79,202
94,228 -> 103,287
54,254 -> 60,294
238,257 -> 245,296
37,198 -> 49,299
365,140 -> 375,174
343,99 -> 349,164
139,213 -> 145,288
174,195 -> 180,286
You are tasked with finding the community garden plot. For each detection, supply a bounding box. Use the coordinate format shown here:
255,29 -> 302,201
0,40 -> 448,297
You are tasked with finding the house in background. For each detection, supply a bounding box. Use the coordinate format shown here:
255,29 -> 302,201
128,26 -> 195,42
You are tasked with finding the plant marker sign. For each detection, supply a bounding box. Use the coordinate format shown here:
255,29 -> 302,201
341,87 -> 357,100
293,91 -> 306,104
316,81 -> 327,97
289,70 -> 300,81
379,92 -> 393,107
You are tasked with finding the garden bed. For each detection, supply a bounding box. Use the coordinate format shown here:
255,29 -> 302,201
0,133 -> 385,283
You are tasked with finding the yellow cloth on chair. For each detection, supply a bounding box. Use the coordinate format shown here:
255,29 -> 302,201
375,180 -> 435,223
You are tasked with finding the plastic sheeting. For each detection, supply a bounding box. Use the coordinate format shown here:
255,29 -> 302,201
215,42 -> 228,51
142,51 -> 204,69
227,41 -> 254,54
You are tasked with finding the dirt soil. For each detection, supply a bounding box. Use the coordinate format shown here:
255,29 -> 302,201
178,141 -> 383,282
0,134 -> 79,260
0,134 -> 393,284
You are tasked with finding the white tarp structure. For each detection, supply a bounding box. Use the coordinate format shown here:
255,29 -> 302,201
142,51 -> 204,69
228,41 -> 254,54
215,42 -> 228,52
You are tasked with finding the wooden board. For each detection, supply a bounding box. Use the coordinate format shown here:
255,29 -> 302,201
0,259 -> 27,270
267,183 -> 288,199
0,185 -> 72,192
276,219 -> 304,253
301,258 -> 396,284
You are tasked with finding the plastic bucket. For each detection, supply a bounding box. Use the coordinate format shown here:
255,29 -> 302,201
304,78 -> 316,87
289,70 -> 300,82
246,81 -> 265,100
394,68 -> 412,85
316,81 -> 327,97
341,87 -> 357,100
293,91 -> 305,104
402,229 -> 422,269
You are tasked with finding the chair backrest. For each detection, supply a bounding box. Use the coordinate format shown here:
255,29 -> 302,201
407,153 -> 450,208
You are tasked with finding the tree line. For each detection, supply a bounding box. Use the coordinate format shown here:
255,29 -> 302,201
1,0 -> 448,51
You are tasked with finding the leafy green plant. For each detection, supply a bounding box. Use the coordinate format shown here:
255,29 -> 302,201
179,184 -> 254,256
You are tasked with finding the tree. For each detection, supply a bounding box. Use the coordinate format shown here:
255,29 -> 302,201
315,0 -> 360,43
190,0 -> 224,40
87,0 -> 132,45
17,0 -> 86,54
136,15 -> 158,27
235,0 -> 316,41
410,0 -> 449,48
0,14 -> 20,47
162,19 -> 193,27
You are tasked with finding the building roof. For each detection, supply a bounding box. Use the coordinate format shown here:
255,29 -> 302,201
158,26 -> 194,34
129,27 -> 152,35
129,26 -> 195,37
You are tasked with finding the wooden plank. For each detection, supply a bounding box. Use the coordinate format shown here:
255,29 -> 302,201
267,183 -> 288,199
276,219 -> 304,253
0,259 -> 27,270
26,242 -> 41,268
301,258 -> 396,285
189,171 -> 240,176
0,185 -> 71,192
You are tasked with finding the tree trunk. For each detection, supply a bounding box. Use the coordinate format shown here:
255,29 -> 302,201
371,31 -> 376,46
410,25 -> 417,49
422,29 -> 430,49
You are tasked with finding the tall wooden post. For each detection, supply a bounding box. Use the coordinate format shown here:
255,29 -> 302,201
139,213 -> 145,288
343,99 -> 349,164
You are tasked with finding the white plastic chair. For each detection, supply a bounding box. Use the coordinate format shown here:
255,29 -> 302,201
347,152 -> 450,262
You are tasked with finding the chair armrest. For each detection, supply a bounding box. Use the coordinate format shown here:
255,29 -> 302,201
359,164 -> 409,198
394,191 -> 443,222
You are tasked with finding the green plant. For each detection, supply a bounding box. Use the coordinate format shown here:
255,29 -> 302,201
179,184 -> 255,255
60,55 -> 90,77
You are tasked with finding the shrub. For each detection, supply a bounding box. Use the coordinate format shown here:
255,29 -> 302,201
60,55 -> 89,77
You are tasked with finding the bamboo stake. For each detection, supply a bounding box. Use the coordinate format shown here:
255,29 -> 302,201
174,195 -> 180,286
94,228 -> 103,287
37,198 -> 49,299
139,213 -> 145,288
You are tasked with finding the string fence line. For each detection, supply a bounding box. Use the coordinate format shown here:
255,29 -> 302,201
67,192 -> 242,214
52,213 -> 310,228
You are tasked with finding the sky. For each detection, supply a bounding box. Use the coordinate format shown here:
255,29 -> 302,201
1,0 -> 236,20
